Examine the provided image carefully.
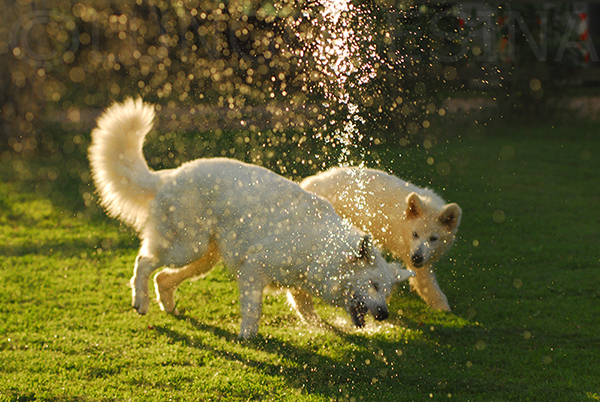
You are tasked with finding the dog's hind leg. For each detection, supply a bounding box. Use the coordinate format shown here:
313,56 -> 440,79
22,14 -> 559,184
154,241 -> 220,315
131,254 -> 162,315
287,289 -> 331,329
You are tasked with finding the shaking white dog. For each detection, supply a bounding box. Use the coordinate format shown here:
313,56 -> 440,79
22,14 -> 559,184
88,99 -> 412,338
301,167 -> 461,311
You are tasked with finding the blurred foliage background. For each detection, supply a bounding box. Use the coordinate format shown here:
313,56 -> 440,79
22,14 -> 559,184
0,0 -> 592,172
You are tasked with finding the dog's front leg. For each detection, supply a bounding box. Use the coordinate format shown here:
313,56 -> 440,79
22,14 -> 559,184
237,274 -> 266,339
131,255 -> 161,315
409,267 -> 451,312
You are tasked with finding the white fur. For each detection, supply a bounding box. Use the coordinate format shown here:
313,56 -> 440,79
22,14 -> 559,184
301,167 -> 462,312
89,98 -> 158,231
89,99 -> 413,339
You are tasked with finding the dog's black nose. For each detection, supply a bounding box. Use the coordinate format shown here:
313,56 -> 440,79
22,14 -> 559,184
411,253 -> 424,267
374,306 -> 389,321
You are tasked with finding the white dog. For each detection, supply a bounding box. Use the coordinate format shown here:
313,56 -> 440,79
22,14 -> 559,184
88,99 -> 413,338
301,167 -> 462,311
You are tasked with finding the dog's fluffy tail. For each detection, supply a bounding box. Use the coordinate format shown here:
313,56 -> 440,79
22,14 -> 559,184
89,98 -> 159,231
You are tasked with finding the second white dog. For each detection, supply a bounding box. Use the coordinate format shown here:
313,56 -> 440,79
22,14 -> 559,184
301,167 -> 462,311
88,99 -> 413,338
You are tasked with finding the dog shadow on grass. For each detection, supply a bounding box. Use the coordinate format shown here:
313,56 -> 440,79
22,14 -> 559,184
152,311 -> 435,397
157,310 -> 359,352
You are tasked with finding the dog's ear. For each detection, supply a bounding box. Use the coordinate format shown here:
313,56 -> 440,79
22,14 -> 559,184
439,203 -> 462,232
405,193 -> 423,219
356,235 -> 372,261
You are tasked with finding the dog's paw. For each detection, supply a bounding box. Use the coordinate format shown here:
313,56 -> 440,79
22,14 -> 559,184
155,288 -> 176,314
427,295 -> 451,312
132,292 -> 150,315
432,302 -> 451,312
238,325 -> 259,340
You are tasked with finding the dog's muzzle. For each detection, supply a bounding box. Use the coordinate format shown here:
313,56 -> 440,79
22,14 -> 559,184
347,294 -> 389,327
348,294 -> 368,327
373,305 -> 389,321
411,251 -> 425,268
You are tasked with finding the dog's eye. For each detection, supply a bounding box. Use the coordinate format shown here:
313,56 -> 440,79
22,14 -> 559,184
372,282 -> 380,292
429,235 -> 439,242
412,232 -> 419,239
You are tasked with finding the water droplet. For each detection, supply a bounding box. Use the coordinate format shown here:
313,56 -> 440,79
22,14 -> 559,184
436,162 -> 451,176
580,150 -> 591,160
529,78 -> 542,91
492,210 -> 506,223
499,146 -> 515,160
443,66 -> 458,80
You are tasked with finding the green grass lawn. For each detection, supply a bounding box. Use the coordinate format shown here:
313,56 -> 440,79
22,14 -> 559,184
1,119 -> 599,401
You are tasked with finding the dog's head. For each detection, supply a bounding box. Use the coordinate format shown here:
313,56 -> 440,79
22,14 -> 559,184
343,235 -> 413,327
404,193 -> 462,269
